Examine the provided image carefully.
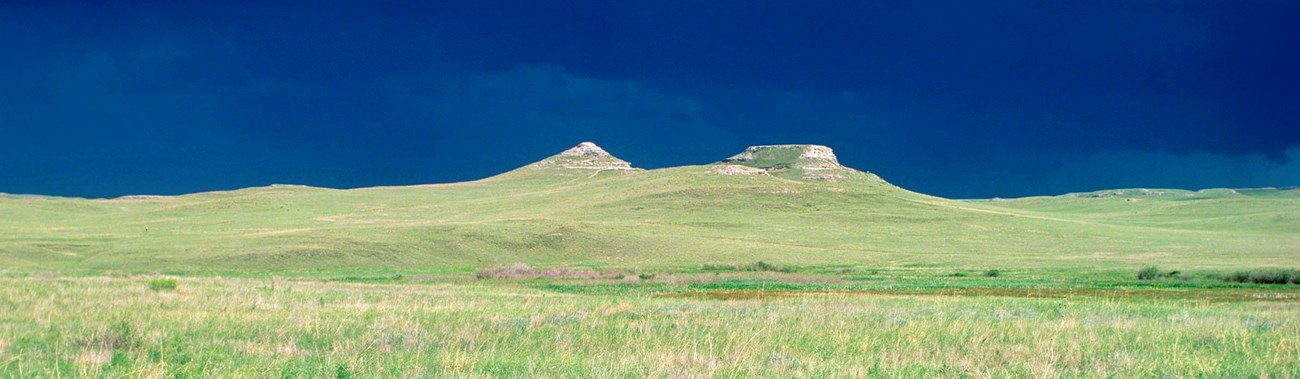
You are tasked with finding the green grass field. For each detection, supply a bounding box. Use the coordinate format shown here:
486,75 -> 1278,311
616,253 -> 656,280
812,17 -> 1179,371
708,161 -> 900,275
2,276 -> 1297,377
1,144 -> 1297,376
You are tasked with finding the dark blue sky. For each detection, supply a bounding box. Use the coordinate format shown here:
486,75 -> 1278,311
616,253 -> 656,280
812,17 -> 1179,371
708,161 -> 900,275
2,1 -> 1298,198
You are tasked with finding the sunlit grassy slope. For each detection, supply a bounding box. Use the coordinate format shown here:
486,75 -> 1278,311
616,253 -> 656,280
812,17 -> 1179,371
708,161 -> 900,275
1,146 -> 1296,275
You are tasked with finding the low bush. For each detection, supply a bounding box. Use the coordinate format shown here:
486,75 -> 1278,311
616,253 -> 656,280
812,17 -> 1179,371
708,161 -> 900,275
983,269 -> 1001,277
1137,266 -> 1161,281
147,278 -> 177,291
1223,269 -> 1300,285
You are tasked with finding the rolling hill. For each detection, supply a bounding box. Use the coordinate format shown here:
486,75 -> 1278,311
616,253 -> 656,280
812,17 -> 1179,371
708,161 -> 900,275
1,142 -> 1296,275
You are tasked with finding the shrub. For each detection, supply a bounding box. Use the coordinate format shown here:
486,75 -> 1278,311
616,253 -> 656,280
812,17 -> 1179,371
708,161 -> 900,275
1252,269 -> 1297,284
1245,269 -> 1294,284
948,272 -> 968,277
1137,266 -> 1161,281
1222,269 -> 1300,284
983,269 -> 1001,277
746,261 -> 794,273
147,278 -> 177,291
638,272 -> 655,280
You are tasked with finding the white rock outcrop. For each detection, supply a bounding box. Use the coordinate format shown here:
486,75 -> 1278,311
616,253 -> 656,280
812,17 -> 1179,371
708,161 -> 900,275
531,142 -> 635,171
711,164 -> 770,176
559,142 -> 614,157
715,144 -> 848,180
797,145 -> 838,163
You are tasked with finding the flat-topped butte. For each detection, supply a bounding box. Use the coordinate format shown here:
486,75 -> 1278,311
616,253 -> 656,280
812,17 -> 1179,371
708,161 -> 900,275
714,144 -> 861,181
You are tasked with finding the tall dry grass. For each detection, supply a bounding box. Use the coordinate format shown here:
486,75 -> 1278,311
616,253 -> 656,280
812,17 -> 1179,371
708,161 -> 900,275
0,276 -> 1296,377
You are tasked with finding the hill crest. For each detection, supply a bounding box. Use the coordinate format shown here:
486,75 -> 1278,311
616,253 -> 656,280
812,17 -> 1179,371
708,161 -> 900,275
713,144 -> 855,181
525,142 -> 636,172
559,142 -> 615,157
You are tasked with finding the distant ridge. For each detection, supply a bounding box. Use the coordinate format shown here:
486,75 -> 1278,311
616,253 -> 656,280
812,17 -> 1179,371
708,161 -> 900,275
116,195 -> 168,200
1,139 -> 1296,274
0,193 -> 56,200
1056,187 -> 1300,200
3,141 -> 1293,198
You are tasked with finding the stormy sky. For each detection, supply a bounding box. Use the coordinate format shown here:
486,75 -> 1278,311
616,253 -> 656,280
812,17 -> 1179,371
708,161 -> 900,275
2,1 -> 1298,198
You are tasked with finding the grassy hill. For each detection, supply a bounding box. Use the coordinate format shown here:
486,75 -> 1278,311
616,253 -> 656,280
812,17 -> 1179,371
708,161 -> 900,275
3,143 -> 1299,377
1,143 -> 1296,275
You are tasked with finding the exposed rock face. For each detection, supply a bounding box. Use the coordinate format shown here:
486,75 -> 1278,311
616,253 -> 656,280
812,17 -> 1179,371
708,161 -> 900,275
716,144 -> 849,180
559,142 -> 613,157
725,144 -> 840,165
710,164 -> 770,176
530,142 -> 635,171
798,145 -> 838,162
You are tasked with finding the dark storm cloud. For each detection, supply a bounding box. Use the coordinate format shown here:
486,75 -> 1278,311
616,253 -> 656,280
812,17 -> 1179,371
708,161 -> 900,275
1,1 -> 1297,198
426,1 -> 1300,158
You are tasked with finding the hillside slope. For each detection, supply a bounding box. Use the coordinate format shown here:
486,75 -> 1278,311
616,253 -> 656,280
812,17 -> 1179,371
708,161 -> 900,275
1,143 -> 1296,274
